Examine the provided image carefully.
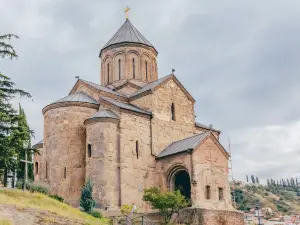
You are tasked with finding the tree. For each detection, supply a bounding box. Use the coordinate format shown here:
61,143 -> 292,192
251,175 -> 255,184
79,178 -> 95,213
0,34 -> 32,186
256,177 -> 259,184
287,179 -> 290,187
143,187 -> 189,225
246,175 -> 249,183
267,179 -> 270,186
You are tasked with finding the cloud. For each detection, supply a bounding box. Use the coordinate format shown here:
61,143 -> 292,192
1,0 -> 300,183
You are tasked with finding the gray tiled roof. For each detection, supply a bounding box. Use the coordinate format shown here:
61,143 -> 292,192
101,19 -> 156,53
79,79 -> 126,97
129,74 -> 173,98
89,109 -> 120,120
195,122 -> 220,133
100,96 -> 152,115
54,92 -> 98,104
32,139 -> 43,149
156,132 -> 210,159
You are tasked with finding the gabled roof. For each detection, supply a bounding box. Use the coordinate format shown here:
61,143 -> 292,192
156,132 -> 210,159
100,96 -> 152,116
32,139 -> 43,149
129,74 -> 195,102
54,91 -> 98,104
100,19 -> 156,55
89,109 -> 120,120
195,122 -> 221,133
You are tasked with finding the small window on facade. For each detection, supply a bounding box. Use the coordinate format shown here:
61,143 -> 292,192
88,144 -> 92,158
118,59 -> 121,80
171,103 -> 175,121
218,187 -> 224,200
136,141 -> 139,159
64,167 -> 67,179
205,185 -> 211,200
132,58 -> 135,78
107,63 -> 110,84
46,161 -> 48,179
145,60 -> 148,80
35,161 -> 39,174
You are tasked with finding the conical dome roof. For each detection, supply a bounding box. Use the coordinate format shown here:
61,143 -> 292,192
54,92 -> 98,104
100,19 -> 156,55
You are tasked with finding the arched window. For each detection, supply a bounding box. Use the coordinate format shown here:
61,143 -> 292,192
171,103 -> 175,121
88,144 -> 92,158
145,60 -> 148,80
132,58 -> 135,78
136,141 -> 139,159
64,167 -> 67,179
46,161 -> 48,179
107,63 -> 110,84
118,59 -> 121,80
218,187 -> 224,200
35,161 -> 39,174
205,185 -> 211,200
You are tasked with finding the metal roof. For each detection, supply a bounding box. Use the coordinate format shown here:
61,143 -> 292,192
156,132 -> 210,159
100,96 -> 152,115
54,91 -> 98,104
129,74 -> 173,98
89,109 -> 120,120
101,19 -> 156,54
79,79 -> 126,97
195,122 -> 220,133
32,139 -> 43,149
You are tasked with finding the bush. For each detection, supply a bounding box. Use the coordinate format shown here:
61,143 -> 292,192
49,194 -> 64,202
79,178 -> 95,213
120,204 -> 133,215
90,210 -> 102,218
16,180 -> 49,194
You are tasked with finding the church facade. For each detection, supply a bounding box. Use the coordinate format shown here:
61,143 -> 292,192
33,18 -> 234,213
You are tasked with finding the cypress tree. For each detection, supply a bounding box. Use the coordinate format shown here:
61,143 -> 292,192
251,175 -> 255,184
79,178 -> 95,213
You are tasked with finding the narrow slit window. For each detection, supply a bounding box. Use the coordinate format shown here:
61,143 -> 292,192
64,167 -> 67,179
46,161 -> 48,179
132,58 -> 135,78
218,187 -> 224,200
171,103 -> 175,121
145,60 -> 148,80
107,63 -> 110,84
118,59 -> 121,80
35,161 -> 39,174
88,144 -> 92,158
205,185 -> 211,200
136,141 -> 139,159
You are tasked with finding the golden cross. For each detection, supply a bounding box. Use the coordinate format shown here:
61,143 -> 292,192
124,7 -> 131,19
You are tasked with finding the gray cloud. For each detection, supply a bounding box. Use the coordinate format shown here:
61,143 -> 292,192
1,0 -> 300,183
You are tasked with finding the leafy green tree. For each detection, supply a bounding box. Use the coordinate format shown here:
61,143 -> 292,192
0,34 -> 32,186
79,178 -> 95,213
143,187 -> 189,225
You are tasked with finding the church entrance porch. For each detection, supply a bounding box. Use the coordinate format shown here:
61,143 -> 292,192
169,168 -> 191,201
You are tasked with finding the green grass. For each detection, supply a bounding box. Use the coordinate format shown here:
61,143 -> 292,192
0,189 -> 108,225
0,218 -> 14,225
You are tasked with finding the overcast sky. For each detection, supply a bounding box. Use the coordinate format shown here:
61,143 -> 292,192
1,0 -> 300,183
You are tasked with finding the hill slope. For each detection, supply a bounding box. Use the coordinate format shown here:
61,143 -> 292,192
0,189 -> 108,225
233,183 -> 300,216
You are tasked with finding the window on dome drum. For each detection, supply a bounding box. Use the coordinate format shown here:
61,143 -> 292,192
145,60 -> 148,80
118,59 -> 121,80
107,63 -> 110,84
171,103 -> 176,121
87,144 -> 92,158
132,58 -> 135,78
205,185 -> 211,200
64,167 -> 67,179
35,161 -> 39,174
46,161 -> 48,179
218,187 -> 224,200
136,140 -> 139,159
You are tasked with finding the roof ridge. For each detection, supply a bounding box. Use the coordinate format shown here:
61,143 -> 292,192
170,132 -> 209,145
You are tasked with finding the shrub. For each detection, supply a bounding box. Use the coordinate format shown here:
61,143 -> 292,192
90,210 -> 103,218
120,204 -> 133,214
49,194 -> 64,202
79,178 -> 95,213
143,187 -> 189,225
16,180 -> 49,194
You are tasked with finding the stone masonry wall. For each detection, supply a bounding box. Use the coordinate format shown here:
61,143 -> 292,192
33,146 -> 45,182
43,105 -> 97,206
85,120 -> 119,210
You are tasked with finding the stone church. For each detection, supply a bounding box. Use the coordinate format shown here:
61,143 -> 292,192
33,17 -> 235,214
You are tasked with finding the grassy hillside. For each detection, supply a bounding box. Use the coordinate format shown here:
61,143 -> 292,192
233,183 -> 300,216
0,189 -> 108,225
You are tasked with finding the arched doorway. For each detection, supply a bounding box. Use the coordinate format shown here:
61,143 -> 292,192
169,169 -> 191,201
